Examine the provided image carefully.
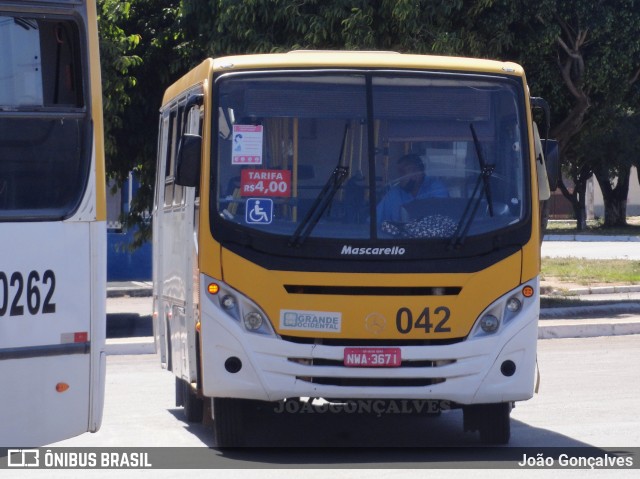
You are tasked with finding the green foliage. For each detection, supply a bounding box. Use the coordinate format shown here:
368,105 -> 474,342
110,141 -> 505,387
451,1 -> 640,229
99,0 -> 186,249
115,0 -> 187,250
97,0 -> 142,167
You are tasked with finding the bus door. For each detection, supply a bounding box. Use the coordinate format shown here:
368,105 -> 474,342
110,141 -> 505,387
153,90 -> 203,388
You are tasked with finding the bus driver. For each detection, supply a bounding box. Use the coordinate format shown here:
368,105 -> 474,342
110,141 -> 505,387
376,153 -> 448,225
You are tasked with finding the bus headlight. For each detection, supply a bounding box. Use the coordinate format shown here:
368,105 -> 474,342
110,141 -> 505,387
221,295 -> 236,311
244,312 -> 264,331
205,277 -> 276,336
470,280 -> 537,339
480,314 -> 499,333
506,297 -> 522,313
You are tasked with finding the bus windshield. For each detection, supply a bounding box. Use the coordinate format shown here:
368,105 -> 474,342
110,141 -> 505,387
214,71 -> 528,257
0,15 -> 89,220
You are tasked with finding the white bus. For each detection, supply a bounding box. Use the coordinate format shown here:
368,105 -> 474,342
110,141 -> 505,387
0,0 -> 106,446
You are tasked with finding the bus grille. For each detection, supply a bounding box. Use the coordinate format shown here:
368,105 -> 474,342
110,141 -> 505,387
295,376 -> 446,387
281,336 -> 465,346
288,357 -> 454,387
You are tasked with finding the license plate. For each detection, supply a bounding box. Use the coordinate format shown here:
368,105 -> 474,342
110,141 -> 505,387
343,348 -> 401,367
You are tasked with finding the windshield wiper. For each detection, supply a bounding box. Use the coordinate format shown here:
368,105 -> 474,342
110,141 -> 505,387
288,165 -> 349,247
449,123 -> 495,249
470,123 -> 495,217
289,124 -> 350,247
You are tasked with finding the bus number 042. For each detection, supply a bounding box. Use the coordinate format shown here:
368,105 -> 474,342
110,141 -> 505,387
0,270 -> 56,317
395,306 -> 451,334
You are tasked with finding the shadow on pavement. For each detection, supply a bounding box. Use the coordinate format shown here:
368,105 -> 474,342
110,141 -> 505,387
165,401 -> 633,468
107,313 -> 152,338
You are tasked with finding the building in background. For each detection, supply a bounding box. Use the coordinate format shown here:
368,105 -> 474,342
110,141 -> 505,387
107,173 -> 151,281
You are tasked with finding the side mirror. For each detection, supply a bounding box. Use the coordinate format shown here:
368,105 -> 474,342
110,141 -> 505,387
175,133 -> 202,187
541,139 -> 559,191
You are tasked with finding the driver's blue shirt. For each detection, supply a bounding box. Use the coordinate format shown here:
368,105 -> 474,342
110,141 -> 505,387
376,177 -> 448,225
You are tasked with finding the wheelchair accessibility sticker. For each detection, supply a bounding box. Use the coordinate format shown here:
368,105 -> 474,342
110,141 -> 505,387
246,198 -> 273,224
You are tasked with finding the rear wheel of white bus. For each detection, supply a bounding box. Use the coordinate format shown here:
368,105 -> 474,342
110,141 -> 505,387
175,377 -> 204,423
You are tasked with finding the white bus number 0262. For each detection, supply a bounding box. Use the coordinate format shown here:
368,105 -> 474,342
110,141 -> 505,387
0,270 -> 56,317
395,306 -> 451,334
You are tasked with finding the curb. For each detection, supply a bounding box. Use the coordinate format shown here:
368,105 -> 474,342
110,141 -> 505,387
538,317 -> 640,339
544,234 -> 640,242
105,337 -> 155,355
107,286 -> 152,298
540,302 -> 640,319
561,285 -> 640,296
542,285 -> 640,296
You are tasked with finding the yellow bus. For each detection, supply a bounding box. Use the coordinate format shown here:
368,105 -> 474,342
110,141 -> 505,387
153,51 -> 556,446
0,0 -> 106,446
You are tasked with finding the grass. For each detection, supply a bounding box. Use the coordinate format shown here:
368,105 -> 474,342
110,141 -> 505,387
540,257 -> 640,308
546,216 -> 640,236
541,257 -> 640,285
539,219 -> 640,307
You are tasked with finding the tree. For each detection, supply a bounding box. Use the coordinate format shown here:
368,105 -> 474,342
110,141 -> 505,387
97,0 -> 142,174
534,2 -> 640,228
407,1 -> 640,229
180,0 -> 426,56
446,1 -> 640,229
115,0 -> 188,248
587,113 -> 640,226
99,0 -> 186,248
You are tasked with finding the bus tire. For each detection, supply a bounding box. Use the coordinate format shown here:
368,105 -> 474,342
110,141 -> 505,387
213,398 -> 246,447
181,378 -> 204,423
478,402 -> 511,445
165,320 -> 173,372
463,402 -> 511,445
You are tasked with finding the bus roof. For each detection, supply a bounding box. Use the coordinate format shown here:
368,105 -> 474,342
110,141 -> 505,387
215,51 -> 523,75
161,51 -> 525,106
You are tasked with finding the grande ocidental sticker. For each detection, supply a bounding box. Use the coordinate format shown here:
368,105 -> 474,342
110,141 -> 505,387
280,310 -> 342,333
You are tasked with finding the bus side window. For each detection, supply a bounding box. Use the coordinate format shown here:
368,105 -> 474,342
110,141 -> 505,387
155,113 -> 170,211
40,21 -> 84,107
167,95 -> 202,206
175,105 -> 203,193
164,108 -> 178,208
172,105 -> 186,206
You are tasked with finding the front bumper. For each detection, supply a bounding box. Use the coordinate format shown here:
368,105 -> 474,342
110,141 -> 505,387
199,283 -> 539,404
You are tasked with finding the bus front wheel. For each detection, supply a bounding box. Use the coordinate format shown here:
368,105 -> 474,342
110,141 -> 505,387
213,398 -> 248,447
463,402 -> 512,445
